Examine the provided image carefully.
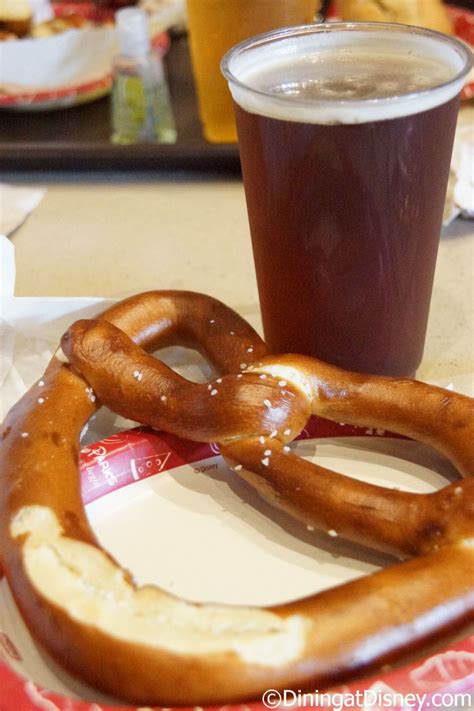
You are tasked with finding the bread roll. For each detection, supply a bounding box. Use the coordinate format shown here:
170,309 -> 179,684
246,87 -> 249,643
0,0 -> 32,37
338,0 -> 453,35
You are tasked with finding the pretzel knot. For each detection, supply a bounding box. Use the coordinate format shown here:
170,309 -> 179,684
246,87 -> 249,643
0,291 -> 473,706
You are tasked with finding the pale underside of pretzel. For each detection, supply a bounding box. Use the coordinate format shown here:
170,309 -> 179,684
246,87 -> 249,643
0,290 -> 473,706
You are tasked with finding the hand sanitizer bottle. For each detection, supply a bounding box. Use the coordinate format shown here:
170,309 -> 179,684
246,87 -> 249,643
111,7 -> 177,145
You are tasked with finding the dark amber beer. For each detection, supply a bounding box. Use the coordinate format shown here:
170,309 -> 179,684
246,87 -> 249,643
222,24 -> 471,376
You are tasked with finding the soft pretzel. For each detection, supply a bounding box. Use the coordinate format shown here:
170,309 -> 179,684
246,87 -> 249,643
0,290 -> 473,706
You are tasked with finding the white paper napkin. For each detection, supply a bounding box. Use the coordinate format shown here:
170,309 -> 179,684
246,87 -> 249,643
444,111 -> 474,225
0,184 -> 46,237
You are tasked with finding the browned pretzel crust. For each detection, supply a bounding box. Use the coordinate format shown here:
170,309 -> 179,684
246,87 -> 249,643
0,290 -> 473,706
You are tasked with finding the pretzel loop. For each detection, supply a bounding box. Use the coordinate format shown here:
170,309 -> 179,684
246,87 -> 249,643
0,290 -> 473,706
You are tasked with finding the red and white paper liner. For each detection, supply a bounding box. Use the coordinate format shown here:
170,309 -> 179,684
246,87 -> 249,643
0,417 -> 473,710
79,416 -> 406,505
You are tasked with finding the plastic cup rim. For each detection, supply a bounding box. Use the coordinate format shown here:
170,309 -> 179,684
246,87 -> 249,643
221,21 -> 473,110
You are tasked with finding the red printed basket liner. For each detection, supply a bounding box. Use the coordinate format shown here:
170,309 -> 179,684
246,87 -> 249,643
0,416 -> 473,711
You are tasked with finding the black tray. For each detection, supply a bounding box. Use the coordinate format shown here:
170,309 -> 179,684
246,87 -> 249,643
0,36 -> 241,171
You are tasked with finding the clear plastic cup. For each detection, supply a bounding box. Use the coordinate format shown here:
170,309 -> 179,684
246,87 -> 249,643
222,22 -> 472,375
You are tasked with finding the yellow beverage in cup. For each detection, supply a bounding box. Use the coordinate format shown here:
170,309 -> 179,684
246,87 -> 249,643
186,0 -> 319,143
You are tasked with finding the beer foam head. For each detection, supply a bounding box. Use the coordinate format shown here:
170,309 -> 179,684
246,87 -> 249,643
222,23 -> 472,124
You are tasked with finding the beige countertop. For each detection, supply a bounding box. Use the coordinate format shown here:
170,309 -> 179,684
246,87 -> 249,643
9,174 -> 260,312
